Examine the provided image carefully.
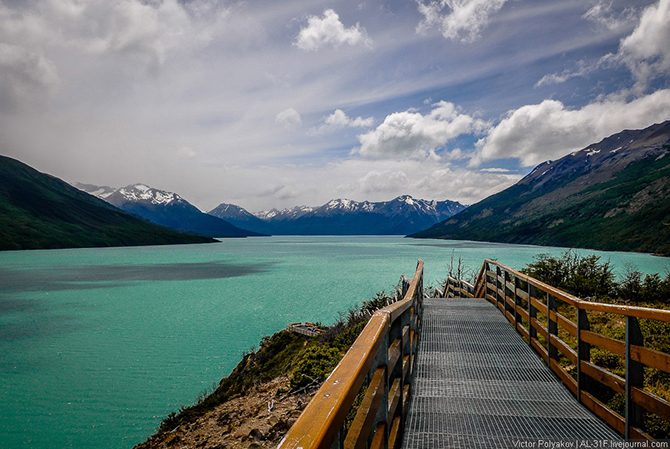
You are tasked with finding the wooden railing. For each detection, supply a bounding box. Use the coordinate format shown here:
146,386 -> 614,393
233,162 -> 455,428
460,258 -> 670,441
442,275 -> 475,298
278,260 -> 424,449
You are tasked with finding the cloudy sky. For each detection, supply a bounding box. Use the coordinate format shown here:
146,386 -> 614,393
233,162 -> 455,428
1,0 -> 669,211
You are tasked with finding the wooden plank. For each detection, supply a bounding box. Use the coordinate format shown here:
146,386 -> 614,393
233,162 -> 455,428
387,378 -> 401,419
632,387 -> 670,421
580,301 -> 670,323
550,359 -> 577,396
505,280 -> 515,292
505,296 -> 515,310
369,424 -> 385,449
515,287 -> 529,301
552,336 -> 577,365
504,310 -> 515,324
549,310 -> 577,337
387,338 -> 401,376
530,318 -> 548,339
580,391 -> 625,434
402,355 -> 410,383
631,344 -> 670,374
581,331 -> 625,356
344,367 -> 386,449
516,322 -> 529,340
530,296 -> 546,313
580,361 -> 624,395
485,293 -> 497,304
531,338 -> 549,362
515,305 -> 529,321
388,416 -> 401,449
386,261 -> 424,321
629,426 -> 654,441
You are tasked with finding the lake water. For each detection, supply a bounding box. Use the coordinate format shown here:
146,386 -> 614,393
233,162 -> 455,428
1,236 -> 669,448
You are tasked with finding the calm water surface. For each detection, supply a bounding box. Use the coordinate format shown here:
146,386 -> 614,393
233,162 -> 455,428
1,236 -> 669,448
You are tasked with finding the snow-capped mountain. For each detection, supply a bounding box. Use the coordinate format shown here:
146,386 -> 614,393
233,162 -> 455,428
107,183 -> 182,205
77,183 -> 261,238
209,195 -> 466,235
255,206 -> 315,220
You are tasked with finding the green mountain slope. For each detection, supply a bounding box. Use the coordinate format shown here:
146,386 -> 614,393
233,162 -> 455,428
0,155 -> 214,251
411,121 -> 670,256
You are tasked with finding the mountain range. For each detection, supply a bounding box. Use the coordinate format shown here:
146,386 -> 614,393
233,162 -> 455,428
209,196 -> 466,235
412,120 -> 670,256
76,183 -> 261,238
0,155 -> 214,251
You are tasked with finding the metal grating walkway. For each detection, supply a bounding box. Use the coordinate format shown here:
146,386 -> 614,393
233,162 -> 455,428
402,298 -> 621,448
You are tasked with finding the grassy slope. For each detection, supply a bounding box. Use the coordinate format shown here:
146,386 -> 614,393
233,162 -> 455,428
0,155 -> 214,250
412,151 -> 670,255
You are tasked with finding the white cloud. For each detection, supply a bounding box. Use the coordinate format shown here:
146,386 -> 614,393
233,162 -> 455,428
582,1 -> 637,31
480,167 -> 512,173
324,109 -> 374,129
295,9 -> 371,51
416,0 -> 508,42
535,60 -> 595,87
540,0 -> 669,89
473,88 -> 670,166
356,101 -> 488,159
0,0 -> 229,72
617,0 -> 670,91
275,108 -> 302,128
0,43 -> 59,108
358,170 -> 410,194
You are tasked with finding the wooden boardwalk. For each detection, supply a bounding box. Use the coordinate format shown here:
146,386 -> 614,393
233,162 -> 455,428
402,297 -> 620,448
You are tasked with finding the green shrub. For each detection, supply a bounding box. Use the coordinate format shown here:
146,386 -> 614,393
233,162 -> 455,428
523,251 -> 615,298
291,345 -> 342,389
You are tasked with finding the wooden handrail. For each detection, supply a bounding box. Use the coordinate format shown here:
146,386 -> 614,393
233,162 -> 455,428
278,260 -> 424,449
481,259 -> 670,322
465,259 -> 670,441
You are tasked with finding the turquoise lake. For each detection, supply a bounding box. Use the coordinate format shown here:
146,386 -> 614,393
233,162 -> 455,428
1,236 -> 669,448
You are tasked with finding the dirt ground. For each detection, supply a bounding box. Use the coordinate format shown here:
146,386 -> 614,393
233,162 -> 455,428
135,377 -> 315,449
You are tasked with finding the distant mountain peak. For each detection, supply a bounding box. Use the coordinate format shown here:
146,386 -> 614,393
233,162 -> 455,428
115,183 -> 184,206
255,205 -> 314,220
215,194 -> 466,235
77,182 -> 259,237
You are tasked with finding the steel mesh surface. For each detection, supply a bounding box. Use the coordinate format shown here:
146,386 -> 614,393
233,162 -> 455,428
401,297 -> 621,448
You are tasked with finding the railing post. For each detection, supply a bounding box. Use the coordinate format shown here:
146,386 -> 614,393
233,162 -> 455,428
547,294 -> 558,360
513,275 -> 521,329
625,316 -> 644,440
389,313 -> 403,445
577,308 -> 591,400
528,283 -> 536,344
503,270 -> 512,321
495,266 -> 502,310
